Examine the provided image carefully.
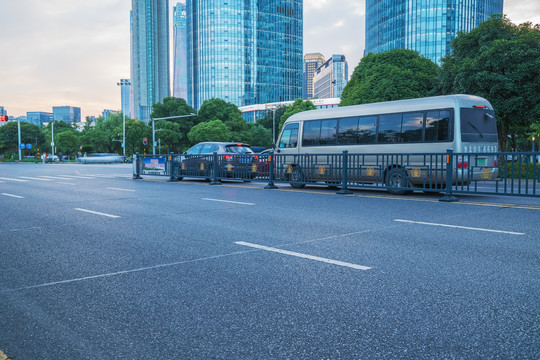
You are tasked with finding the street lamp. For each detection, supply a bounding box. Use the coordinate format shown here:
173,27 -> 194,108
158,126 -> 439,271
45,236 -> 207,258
117,79 -> 131,156
151,113 -> 197,155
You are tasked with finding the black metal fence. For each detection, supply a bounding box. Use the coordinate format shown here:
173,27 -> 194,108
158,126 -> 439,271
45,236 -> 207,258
132,151 -> 540,200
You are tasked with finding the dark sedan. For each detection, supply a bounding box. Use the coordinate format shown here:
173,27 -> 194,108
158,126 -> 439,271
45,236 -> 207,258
177,142 -> 259,181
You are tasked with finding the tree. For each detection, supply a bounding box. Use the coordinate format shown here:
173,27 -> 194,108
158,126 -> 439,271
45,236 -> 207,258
249,125 -> 272,149
256,106 -> 287,143
56,131 -> 79,157
440,15 -> 540,151
279,99 -> 317,131
154,120 -> 183,153
188,120 -> 231,143
340,49 -> 440,107
0,122 -> 45,154
150,97 -> 197,151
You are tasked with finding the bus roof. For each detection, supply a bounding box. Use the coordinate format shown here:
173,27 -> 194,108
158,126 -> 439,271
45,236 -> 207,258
286,95 -> 493,123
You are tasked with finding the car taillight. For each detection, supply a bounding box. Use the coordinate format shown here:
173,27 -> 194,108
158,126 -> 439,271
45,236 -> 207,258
222,155 -> 232,160
457,158 -> 468,169
494,158 -> 498,167
252,155 -> 258,160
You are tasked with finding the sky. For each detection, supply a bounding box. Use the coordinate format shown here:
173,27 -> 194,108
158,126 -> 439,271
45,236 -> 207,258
0,0 -> 538,120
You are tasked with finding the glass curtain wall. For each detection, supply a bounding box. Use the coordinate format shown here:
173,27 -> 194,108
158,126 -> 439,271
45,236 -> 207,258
366,0 -> 504,63
186,0 -> 302,109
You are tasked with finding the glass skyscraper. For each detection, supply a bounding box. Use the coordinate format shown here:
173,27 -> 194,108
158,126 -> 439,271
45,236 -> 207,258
365,0 -> 504,63
186,0 -> 303,110
130,0 -> 170,122
52,106 -> 81,123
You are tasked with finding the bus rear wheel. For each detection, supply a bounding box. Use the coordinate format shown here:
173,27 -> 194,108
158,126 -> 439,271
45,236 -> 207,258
385,167 -> 412,195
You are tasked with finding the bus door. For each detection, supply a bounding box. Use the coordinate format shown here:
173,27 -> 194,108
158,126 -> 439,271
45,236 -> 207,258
276,123 -> 300,180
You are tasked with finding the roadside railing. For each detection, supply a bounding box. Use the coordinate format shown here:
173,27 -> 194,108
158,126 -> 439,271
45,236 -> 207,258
133,151 -> 540,200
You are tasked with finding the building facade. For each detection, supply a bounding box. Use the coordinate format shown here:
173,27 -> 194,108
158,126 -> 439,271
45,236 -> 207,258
365,0 -> 504,63
186,0 -> 303,110
0,106 -> 6,116
53,106 -> 81,123
130,0 -> 170,122
173,2 -> 188,100
313,55 -> 348,99
239,98 -> 340,124
26,112 -> 53,126
303,53 -> 325,100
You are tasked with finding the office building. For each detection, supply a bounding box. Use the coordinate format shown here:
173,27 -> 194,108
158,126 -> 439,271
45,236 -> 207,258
130,0 -> 170,122
239,98 -> 340,124
118,79 -> 131,117
365,0 -> 504,63
0,106 -> 6,116
303,53 -> 325,100
53,106 -> 81,123
173,2 -> 188,100
26,112 -> 53,126
313,55 -> 348,99
186,0 -> 303,109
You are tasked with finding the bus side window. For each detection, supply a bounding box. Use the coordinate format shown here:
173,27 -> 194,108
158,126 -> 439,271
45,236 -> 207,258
338,117 -> 359,145
358,116 -> 377,143
426,110 -> 451,142
401,112 -> 424,143
320,119 -> 337,145
278,123 -> 299,148
378,113 -> 402,143
302,120 -> 321,146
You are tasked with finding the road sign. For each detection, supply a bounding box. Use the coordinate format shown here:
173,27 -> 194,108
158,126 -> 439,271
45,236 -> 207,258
20,144 -> 25,149
27,143 -> 32,149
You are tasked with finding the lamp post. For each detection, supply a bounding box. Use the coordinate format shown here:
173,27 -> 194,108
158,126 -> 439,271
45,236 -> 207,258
17,117 -> 22,161
117,79 -> 131,156
151,113 -> 197,155
268,107 -> 279,148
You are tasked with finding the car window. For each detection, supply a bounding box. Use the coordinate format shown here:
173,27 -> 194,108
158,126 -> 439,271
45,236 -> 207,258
186,144 -> 203,155
200,144 -> 214,154
225,145 -> 253,154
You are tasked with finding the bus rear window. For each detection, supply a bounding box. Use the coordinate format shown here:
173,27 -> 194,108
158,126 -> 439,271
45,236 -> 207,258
460,108 -> 497,142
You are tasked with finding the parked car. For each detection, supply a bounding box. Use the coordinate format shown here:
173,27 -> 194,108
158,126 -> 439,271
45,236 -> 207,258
177,142 -> 259,180
77,153 -> 124,164
257,149 -> 273,177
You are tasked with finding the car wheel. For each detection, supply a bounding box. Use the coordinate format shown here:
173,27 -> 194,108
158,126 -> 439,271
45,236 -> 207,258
289,167 -> 305,189
385,167 -> 412,195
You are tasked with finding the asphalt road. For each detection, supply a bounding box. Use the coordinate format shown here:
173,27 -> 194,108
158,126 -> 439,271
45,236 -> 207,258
0,163 -> 539,359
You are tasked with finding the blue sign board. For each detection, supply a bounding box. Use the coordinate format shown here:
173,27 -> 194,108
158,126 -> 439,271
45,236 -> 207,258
26,143 -> 32,149
20,144 -> 25,149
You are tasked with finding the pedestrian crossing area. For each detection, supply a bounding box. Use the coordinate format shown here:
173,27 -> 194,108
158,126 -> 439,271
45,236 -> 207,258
0,173 -> 132,183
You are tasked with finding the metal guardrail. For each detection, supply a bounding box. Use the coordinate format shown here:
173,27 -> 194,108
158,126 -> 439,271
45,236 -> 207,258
133,151 -> 540,201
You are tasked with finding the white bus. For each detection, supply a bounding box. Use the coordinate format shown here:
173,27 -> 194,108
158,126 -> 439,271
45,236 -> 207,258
275,94 -> 499,193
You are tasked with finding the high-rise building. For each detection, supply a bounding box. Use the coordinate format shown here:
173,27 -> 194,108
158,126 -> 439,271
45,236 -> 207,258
27,112 -> 53,126
365,0 -> 504,63
303,53 -> 325,100
0,106 -> 6,116
173,2 -> 188,100
130,0 -> 170,122
313,55 -> 348,99
118,79 -> 131,117
186,1 -> 303,110
53,106 -> 81,123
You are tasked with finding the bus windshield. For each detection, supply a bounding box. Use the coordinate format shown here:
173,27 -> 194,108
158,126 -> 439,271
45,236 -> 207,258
461,108 -> 497,142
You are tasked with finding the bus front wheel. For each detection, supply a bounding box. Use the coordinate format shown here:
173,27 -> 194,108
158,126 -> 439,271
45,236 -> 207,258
289,167 -> 305,189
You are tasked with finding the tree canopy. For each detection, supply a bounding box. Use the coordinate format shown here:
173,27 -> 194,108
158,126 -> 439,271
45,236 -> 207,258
440,15 -> 540,151
340,49 -> 440,107
279,99 -> 317,132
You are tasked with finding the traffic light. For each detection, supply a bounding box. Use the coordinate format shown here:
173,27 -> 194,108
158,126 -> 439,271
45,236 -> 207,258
0,115 -> 8,122
143,137 -> 148,145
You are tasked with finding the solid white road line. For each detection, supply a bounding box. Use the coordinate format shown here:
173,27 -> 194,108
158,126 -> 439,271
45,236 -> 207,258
394,219 -> 525,235
202,198 -> 255,206
0,177 -> 27,182
74,208 -> 120,218
59,175 -> 94,179
1,193 -> 24,199
235,241 -> 372,271
57,182 -> 76,186
107,187 -> 135,192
